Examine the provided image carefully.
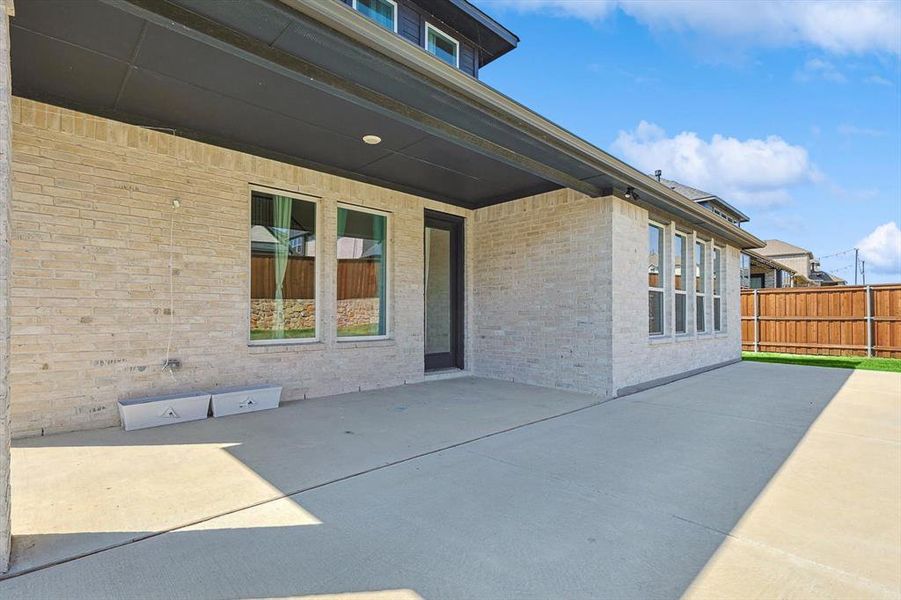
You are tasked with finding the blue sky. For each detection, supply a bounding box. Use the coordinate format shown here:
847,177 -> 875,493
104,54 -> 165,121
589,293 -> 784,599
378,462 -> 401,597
474,0 -> 901,283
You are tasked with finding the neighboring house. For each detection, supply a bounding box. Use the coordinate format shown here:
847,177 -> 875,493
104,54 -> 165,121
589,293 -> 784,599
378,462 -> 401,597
757,240 -> 847,287
0,0 -> 765,568
742,250 -> 801,289
658,178 -> 842,289
659,178 -> 750,228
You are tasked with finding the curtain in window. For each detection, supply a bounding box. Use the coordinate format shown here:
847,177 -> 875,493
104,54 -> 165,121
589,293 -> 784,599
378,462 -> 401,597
272,195 -> 292,339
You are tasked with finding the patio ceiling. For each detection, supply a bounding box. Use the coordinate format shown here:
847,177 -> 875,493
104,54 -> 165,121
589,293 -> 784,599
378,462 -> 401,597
10,0 -> 764,247
10,0 -> 576,208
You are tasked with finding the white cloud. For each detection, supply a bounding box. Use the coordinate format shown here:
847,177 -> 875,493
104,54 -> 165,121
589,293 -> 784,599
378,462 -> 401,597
611,121 -> 818,208
794,58 -> 846,83
858,222 -> 901,275
837,124 -> 886,137
864,74 -> 893,86
485,0 -> 901,55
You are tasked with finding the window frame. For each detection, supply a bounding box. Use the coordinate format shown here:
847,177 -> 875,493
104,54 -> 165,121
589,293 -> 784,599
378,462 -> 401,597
648,220 -> 666,337
352,0 -> 398,33
248,185 -> 322,347
713,246 -> 723,332
425,22 -> 461,68
673,231 -> 688,335
695,239 -> 708,334
336,202 -> 392,342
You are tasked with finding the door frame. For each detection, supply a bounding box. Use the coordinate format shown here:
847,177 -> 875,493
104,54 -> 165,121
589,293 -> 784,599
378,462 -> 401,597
424,210 -> 464,371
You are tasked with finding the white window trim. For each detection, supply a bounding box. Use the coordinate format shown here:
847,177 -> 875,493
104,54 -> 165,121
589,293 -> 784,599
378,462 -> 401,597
336,202 -> 392,342
248,185 -> 322,347
425,22 -> 460,68
695,239 -> 708,334
352,0 -> 398,33
713,246 -> 723,332
674,231 -> 689,335
649,220 -> 666,337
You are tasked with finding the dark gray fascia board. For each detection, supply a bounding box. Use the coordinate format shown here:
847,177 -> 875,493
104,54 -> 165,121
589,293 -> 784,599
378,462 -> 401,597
281,0 -> 765,250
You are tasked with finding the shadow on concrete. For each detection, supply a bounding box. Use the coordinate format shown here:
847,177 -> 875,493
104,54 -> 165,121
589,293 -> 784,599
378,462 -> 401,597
4,362 -> 884,598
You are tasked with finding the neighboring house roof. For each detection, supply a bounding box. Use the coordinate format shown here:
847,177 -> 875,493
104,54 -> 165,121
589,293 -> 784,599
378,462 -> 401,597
808,271 -> 847,285
745,249 -> 797,274
758,239 -> 813,258
658,178 -> 750,224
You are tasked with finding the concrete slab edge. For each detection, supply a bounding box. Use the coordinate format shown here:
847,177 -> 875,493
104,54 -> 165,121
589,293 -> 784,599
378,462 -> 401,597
615,358 -> 741,398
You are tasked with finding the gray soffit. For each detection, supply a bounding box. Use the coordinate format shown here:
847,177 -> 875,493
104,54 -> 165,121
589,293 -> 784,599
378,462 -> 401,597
10,0 -> 763,248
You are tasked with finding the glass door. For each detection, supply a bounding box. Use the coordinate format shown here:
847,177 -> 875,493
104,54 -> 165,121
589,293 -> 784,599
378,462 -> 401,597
424,211 -> 463,371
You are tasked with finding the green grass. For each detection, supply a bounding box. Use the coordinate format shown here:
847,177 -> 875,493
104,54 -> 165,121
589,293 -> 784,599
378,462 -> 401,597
742,351 -> 901,373
250,328 -> 315,341
336,323 -> 382,337
250,323 -> 382,341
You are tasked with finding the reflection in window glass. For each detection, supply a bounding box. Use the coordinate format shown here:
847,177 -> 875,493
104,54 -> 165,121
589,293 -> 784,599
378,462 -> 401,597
337,207 -> 388,338
674,233 -> 687,334
713,247 -> 722,332
696,241 -> 706,332
427,25 -> 459,67
649,224 -> 664,335
355,0 -> 395,30
250,193 -> 316,341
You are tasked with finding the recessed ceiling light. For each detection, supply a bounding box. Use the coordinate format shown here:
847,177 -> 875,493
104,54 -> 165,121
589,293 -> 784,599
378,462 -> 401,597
362,135 -> 382,145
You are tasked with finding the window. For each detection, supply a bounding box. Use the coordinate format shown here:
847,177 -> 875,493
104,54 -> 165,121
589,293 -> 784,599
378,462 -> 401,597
778,269 -> 793,288
695,241 -> 707,332
648,223 -> 664,336
674,233 -> 688,334
713,247 -> 722,332
750,274 -> 765,289
353,0 -> 397,31
426,23 -> 459,67
250,191 -> 317,342
337,205 -> 388,338
740,252 -> 751,288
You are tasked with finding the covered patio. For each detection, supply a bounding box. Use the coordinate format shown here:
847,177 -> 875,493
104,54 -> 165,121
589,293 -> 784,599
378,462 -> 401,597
2,362 -> 899,598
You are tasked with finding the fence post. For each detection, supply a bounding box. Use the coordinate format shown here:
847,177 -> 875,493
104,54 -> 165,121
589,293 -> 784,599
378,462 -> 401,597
865,285 -> 873,357
752,289 -> 759,353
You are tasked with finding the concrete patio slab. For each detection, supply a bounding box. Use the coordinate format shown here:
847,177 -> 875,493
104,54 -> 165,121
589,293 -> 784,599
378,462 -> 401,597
8,377 -> 601,575
2,362 -> 899,599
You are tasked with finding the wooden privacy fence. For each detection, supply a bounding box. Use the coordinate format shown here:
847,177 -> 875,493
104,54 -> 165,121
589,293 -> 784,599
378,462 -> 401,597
741,285 -> 901,358
251,255 -> 379,300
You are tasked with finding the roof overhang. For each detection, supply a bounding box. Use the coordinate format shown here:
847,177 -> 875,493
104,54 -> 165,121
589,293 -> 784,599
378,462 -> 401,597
10,0 -> 764,249
746,249 -> 796,273
415,0 -> 519,65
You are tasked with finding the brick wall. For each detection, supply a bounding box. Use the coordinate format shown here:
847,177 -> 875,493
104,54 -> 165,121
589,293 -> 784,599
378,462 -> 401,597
10,98 -> 473,437
608,196 -> 741,392
0,0 -> 11,573
471,189 -> 614,395
10,98 -> 744,438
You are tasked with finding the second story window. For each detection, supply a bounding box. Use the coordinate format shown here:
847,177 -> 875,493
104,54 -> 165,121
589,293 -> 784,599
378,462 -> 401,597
354,0 -> 397,32
426,23 -> 459,67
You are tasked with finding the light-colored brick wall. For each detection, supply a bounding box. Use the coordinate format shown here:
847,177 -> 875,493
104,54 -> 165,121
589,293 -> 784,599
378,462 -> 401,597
10,98 -> 474,437
0,0 -> 12,574
471,189 -> 614,396
10,98 -> 745,438
608,196 -> 741,392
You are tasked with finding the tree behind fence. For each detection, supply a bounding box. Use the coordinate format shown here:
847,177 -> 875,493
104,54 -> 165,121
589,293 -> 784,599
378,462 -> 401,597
741,285 -> 901,358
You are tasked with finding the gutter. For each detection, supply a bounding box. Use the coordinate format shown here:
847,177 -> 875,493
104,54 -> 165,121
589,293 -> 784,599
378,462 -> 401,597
279,0 -> 764,250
